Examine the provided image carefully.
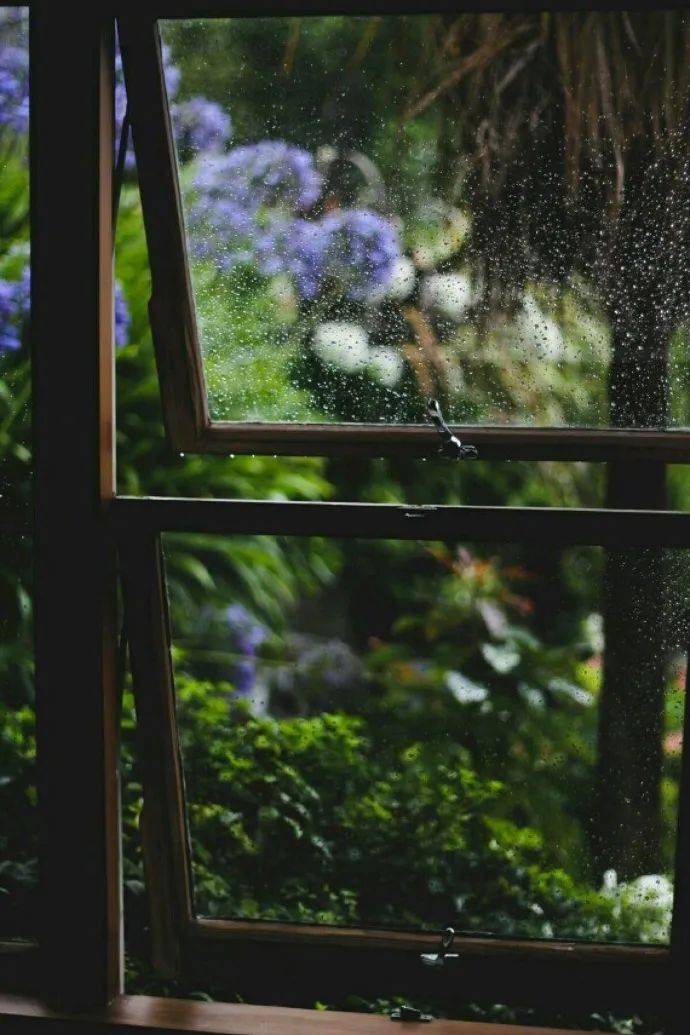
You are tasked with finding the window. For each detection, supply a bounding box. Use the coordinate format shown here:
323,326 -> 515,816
154,532 -> 687,943
108,7 -> 690,1028
9,3 -> 690,1033
119,10 -> 690,460
113,498 -> 683,1021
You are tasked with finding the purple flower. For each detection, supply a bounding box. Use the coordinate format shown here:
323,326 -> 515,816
226,603 -> 267,696
255,208 -> 401,302
13,265 -> 29,314
255,216 -> 331,299
114,282 -> 130,347
0,269 -> 28,351
0,35 -> 29,135
161,46 -> 181,103
1,267 -> 129,350
227,603 -> 266,654
115,41 -> 180,171
0,279 -> 21,350
187,141 -> 400,302
219,141 -> 322,213
188,141 -> 322,272
171,96 -> 232,159
318,208 -> 401,301
232,658 -> 257,695
188,152 -> 258,270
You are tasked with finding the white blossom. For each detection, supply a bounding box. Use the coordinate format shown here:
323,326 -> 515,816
421,272 -> 474,321
446,670 -> 488,705
379,256 -> 416,302
516,294 -> 566,361
312,321 -> 370,373
368,346 -> 405,387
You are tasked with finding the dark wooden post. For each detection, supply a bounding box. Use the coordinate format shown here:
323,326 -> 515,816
30,2 -> 121,1007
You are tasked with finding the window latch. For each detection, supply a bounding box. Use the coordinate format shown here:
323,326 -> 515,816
390,1005 -> 434,1023
420,926 -> 459,968
427,400 -> 478,460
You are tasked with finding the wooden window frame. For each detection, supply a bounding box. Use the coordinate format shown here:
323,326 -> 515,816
114,493 -> 689,1020
117,5 -> 690,463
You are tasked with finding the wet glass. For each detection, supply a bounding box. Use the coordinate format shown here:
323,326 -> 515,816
163,532 -> 686,943
0,6 -> 35,941
160,13 -> 690,431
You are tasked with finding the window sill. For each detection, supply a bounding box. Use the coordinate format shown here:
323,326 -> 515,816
0,993 -> 601,1035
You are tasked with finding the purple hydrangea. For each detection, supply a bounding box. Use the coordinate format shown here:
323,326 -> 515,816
161,46 -> 181,103
0,268 -> 29,351
114,282 -> 130,347
1,267 -> 130,350
189,151 -> 258,268
254,208 -> 401,302
115,42 -> 180,170
226,603 -> 267,696
218,141 -> 322,213
188,141 -> 322,272
12,264 -> 29,315
0,278 -> 21,350
171,96 -> 232,159
254,216 -> 330,299
0,40 -> 29,135
318,208 -> 400,301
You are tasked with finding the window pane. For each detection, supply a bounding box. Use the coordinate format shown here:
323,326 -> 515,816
163,532 -> 685,943
0,5 -> 35,942
160,13 -> 690,431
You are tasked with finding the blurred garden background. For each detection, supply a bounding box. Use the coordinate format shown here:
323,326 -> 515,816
2,8 -> 690,1031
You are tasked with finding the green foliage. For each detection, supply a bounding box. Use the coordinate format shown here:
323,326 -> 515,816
169,676 -> 652,943
0,700 -> 35,935
358,543 -> 600,880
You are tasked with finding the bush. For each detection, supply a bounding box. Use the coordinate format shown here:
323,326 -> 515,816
168,677 -> 646,941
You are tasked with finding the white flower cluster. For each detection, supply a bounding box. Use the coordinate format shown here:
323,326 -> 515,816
602,869 -> 673,943
312,321 -> 405,387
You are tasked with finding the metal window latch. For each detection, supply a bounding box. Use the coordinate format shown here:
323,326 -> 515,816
420,926 -> 459,968
389,928 -> 459,1022
427,400 -> 478,460
390,1005 -> 434,1023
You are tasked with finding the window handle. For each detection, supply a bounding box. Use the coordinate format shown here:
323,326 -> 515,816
390,1005 -> 434,1023
427,400 -> 478,460
389,930 -> 459,1024
420,926 -> 459,968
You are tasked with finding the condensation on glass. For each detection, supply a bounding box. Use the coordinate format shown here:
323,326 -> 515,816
162,532 -> 687,944
160,12 -> 690,431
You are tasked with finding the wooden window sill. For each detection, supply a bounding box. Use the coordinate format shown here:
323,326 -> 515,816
0,994 -> 601,1034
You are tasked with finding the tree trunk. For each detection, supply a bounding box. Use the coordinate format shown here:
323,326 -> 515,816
589,136 -> 688,881
594,461 -> 667,879
593,323 -> 669,879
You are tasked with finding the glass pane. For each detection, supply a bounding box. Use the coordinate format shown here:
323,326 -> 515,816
0,5 -> 35,941
163,532 -> 686,943
160,12 -> 690,431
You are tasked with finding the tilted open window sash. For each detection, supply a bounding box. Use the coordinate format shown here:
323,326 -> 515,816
114,495 -> 690,1015
118,9 -> 690,461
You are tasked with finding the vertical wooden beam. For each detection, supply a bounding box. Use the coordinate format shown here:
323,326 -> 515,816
30,2 -> 122,1008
